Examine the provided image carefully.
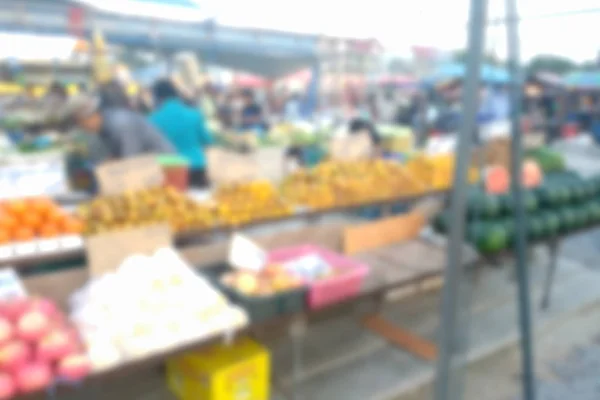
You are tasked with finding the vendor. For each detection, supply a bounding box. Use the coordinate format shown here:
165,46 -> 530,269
149,79 -> 214,188
64,92 -> 173,163
348,118 -> 382,157
240,89 -> 266,131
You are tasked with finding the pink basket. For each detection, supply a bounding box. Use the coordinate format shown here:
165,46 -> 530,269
268,245 -> 369,310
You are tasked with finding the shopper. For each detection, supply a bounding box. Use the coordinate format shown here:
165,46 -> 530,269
149,79 -> 213,188
240,89 -> 266,131
63,92 -> 173,163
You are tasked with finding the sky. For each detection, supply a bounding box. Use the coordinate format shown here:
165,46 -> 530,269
0,0 -> 599,63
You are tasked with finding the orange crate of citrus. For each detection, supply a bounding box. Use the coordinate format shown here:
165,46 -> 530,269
0,198 -> 83,244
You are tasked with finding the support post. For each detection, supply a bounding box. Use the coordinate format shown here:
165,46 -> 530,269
434,0 -> 487,399
541,239 -> 559,309
506,0 -> 536,398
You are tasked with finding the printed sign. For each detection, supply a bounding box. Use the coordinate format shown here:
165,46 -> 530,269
228,234 -> 267,272
86,224 -> 172,276
95,155 -> 163,195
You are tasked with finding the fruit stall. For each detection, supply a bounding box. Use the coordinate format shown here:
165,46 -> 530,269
0,134 -> 583,399
0,147 -> 489,399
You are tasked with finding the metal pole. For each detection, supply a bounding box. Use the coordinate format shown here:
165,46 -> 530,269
506,0 -> 536,398
434,0 -> 487,399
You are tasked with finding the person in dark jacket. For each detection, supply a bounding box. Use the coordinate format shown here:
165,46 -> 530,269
64,93 -> 173,163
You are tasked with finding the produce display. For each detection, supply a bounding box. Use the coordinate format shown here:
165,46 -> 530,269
70,247 -> 247,370
281,160 -> 428,209
221,264 -> 303,296
0,297 -> 90,398
0,197 -> 83,244
526,147 -> 565,173
433,171 -> 600,254
76,186 -> 217,234
214,181 -> 293,226
406,153 -> 479,190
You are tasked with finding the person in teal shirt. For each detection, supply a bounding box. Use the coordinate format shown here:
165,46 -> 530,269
149,79 -> 214,187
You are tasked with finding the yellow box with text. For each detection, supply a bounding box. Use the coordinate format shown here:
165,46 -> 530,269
166,338 -> 270,400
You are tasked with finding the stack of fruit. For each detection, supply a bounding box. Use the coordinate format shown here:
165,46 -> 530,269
526,147 -> 565,173
76,186 -> 217,234
406,153 -> 479,191
214,181 -> 293,226
433,171 -> 600,255
0,198 -> 83,244
70,247 -> 247,370
221,264 -> 303,296
281,160 -> 428,209
0,297 -> 90,398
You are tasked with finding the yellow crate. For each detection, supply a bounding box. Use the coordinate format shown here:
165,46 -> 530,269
167,338 -> 270,400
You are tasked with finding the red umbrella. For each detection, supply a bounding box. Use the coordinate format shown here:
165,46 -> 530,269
233,73 -> 268,88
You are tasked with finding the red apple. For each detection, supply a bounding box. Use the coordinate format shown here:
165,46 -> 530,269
0,299 -> 29,322
17,311 -> 50,342
0,341 -> 29,372
0,373 -> 15,400
0,319 -> 13,347
26,298 -> 58,319
57,354 -> 91,381
14,362 -> 52,393
37,330 -> 74,362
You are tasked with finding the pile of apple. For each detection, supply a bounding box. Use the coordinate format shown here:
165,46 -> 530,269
70,247 -> 248,370
0,297 -> 90,399
221,264 -> 303,296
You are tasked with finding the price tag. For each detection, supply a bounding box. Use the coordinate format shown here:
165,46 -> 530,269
0,268 -> 27,301
37,238 -> 61,253
86,224 -> 172,277
0,245 -> 13,262
13,242 -> 37,257
59,235 -> 84,250
329,132 -> 372,160
95,155 -> 164,195
228,234 -> 267,272
206,148 -> 260,185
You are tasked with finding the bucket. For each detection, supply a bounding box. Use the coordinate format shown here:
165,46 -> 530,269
157,155 -> 190,191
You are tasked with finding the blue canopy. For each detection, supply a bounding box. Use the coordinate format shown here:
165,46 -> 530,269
426,62 -> 510,85
563,71 -> 600,89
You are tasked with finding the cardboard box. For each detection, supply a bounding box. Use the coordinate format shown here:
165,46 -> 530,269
167,338 -> 270,400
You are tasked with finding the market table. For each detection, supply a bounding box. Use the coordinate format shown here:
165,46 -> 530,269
6,190 -> 449,270
19,233 -> 477,400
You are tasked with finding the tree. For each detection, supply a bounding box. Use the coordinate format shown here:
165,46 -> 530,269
526,55 -> 577,75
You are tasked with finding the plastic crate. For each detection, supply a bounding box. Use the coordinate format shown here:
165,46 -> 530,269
268,245 -> 369,310
201,263 -> 306,322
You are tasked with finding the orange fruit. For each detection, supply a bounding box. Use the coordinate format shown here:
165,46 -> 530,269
0,229 -> 9,245
5,199 -> 27,216
12,227 -> 34,242
61,218 -> 84,234
0,212 -> 17,232
28,197 -> 53,217
22,212 -> 42,230
38,224 -> 59,238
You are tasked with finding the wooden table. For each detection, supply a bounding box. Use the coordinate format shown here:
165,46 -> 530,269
20,232 -> 477,399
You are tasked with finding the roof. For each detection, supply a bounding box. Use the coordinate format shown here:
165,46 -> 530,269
71,0 -> 210,22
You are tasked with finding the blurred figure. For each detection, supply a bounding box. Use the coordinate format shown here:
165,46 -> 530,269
63,91 -> 173,162
150,79 -> 213,188
98,80 -> 132,109
217,92 -> 235,130
240,89 -> 265,130
284,92 -> 302,122
348,118 -> 382,157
